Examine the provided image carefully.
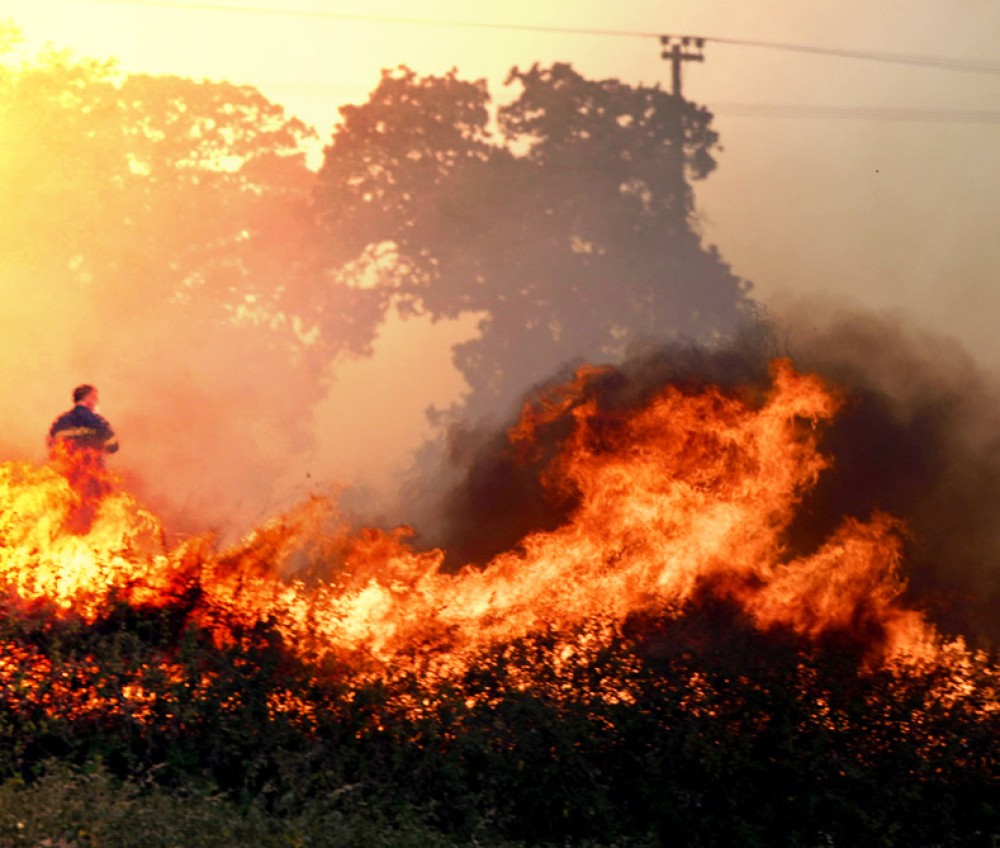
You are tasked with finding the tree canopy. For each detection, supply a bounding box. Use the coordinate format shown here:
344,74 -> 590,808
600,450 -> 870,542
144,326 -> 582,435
315,62 -> 754,422
0,36 -> 368,528
0,41 -> 378,362
1,31 -> 756,526
3,37 -> 753,431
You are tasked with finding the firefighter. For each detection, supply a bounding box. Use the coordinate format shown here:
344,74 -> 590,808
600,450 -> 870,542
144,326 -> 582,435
48,384 -> 119,533
47,384 -> 119,456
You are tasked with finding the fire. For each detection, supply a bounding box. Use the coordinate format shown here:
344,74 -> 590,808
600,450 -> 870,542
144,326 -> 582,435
0,359 -> 973,695
0,450 -> 169,618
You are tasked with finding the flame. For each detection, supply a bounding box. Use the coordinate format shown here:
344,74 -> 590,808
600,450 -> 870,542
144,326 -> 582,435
0,448 -> 170,618
0,359 -> 980,702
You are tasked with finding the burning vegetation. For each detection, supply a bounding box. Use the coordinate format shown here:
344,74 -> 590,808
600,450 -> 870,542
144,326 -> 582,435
0,354 -> 995,846
2,32 -> 995,842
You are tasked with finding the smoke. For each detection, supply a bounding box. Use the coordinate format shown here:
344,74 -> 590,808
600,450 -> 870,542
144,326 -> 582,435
404,303 -> 1000,647
0,265 -> 303,536
0,261 -> 470,542
5,159 -> 996,647
773,297 -> 1000,647
0,54 -> 476,541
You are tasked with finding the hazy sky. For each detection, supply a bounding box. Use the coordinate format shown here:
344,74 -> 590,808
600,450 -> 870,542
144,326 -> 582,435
4,0 -> 1000,522
5,0 -> 999,369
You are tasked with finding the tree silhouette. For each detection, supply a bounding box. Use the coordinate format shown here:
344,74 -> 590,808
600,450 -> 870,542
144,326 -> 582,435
0,36 -> 377,527
315,63 -> 755,423
0,42 -> 381,364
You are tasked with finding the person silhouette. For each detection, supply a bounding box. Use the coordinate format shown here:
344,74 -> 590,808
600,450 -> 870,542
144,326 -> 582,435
47,384 -> 120,533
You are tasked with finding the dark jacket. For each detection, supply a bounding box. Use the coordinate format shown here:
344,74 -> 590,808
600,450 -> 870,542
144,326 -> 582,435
48,405 -> 119,453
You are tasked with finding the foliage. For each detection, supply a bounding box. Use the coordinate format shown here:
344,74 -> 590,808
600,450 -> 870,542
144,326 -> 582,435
0,593 -> 994,848
0,762 -> 498,848
2,33 -> 760,529
3,45 -> 754,425
316,63 -> 755,422
0,42 -> 331,348
0,32 -> 378,522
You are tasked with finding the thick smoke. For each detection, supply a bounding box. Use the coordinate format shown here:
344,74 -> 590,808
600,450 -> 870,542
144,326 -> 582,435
0,265 -> 315,537
0,265 -> 467,543
775,300 -> 1000,648
407,305 -> 1000,648
0,49 -> 479,542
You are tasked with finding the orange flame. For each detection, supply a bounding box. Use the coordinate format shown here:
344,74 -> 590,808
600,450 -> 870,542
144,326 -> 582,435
0,360 -> 959,690
0,450 -> 169,618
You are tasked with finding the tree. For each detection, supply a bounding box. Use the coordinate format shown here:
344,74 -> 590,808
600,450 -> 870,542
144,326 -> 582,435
0,34 -> 379,529
315,63 -> 755,423
0,41 -> 375,362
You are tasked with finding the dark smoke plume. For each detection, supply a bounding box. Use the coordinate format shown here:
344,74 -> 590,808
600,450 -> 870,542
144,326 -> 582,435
777,302 -> 1000,647
413,308 -> 1000,648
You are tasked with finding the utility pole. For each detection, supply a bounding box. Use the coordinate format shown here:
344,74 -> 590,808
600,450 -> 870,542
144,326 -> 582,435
659,36 -> 705,98
658,36 -> 706,209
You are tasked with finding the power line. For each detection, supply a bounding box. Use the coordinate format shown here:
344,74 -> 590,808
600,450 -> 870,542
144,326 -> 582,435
79,0 -> 1000,77
257,77 -> 1000,126
707,35 -> 1000,76
712,103 -> 1000,123
75,0 -> 669,37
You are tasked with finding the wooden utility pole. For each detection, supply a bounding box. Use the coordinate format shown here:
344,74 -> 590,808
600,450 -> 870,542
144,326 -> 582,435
659,36 -> 705,97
